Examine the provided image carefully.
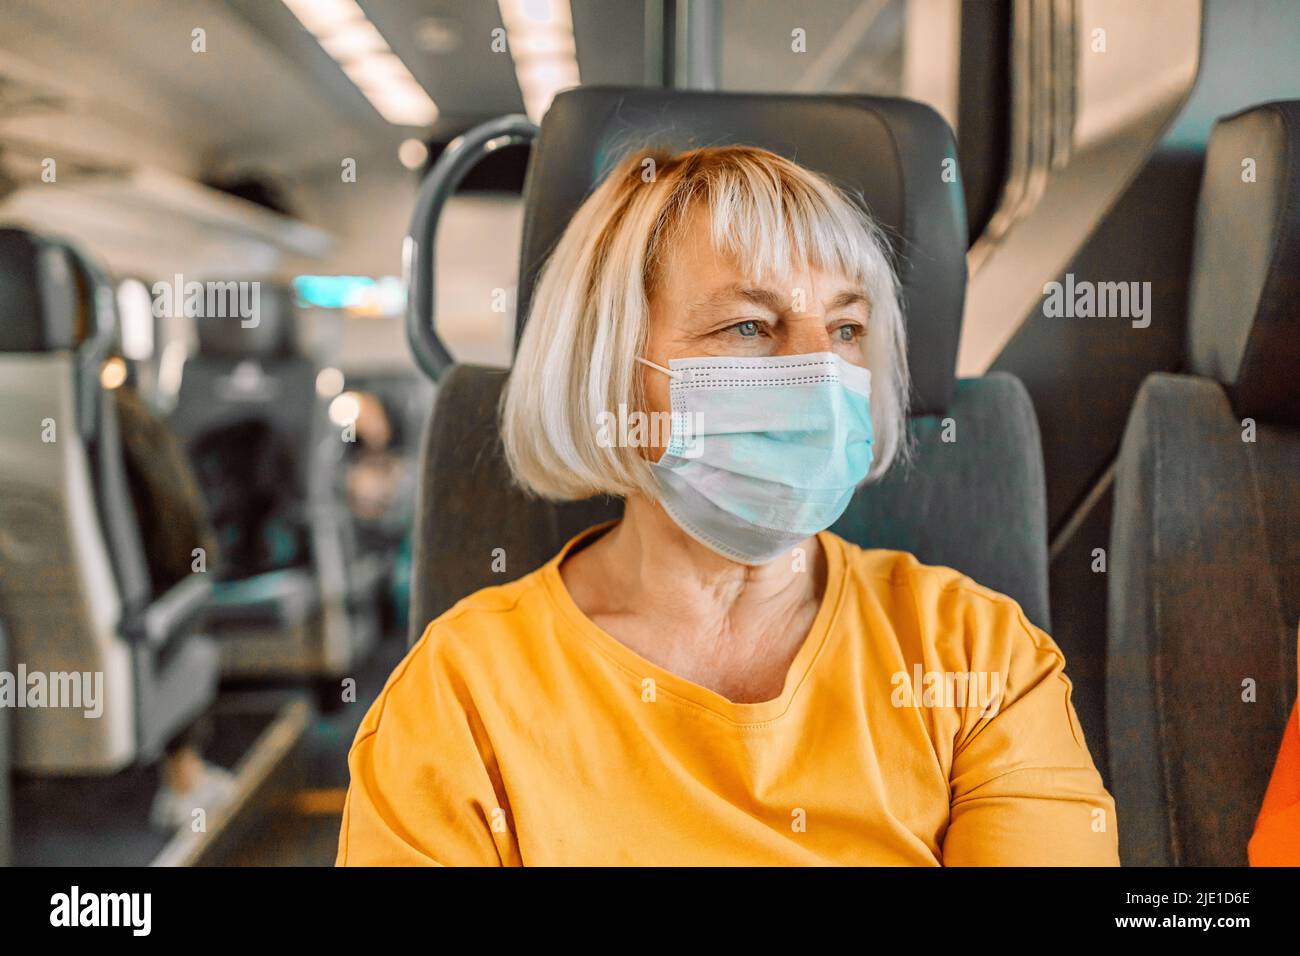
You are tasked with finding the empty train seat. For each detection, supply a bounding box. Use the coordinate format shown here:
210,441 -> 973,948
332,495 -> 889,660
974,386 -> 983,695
1108,100 -> 1300,865
170,284 -> 382,684
409,87 -> 1051,639
0,227 -> 220,773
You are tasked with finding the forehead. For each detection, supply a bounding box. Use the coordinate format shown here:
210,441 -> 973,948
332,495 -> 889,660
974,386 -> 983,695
653,204 -> 858,301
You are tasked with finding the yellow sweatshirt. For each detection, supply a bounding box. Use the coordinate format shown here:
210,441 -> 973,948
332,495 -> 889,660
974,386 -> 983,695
337,525 -> 1118,866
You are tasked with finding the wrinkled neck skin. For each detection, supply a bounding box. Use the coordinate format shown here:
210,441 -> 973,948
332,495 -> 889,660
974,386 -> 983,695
563,493 -> 825,642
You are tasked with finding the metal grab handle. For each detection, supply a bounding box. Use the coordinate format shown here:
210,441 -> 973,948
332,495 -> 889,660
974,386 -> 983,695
55,239 -> 118,441
404,114 -> 540,383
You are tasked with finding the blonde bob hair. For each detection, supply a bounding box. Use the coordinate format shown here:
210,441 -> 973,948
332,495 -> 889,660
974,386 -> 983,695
501,144 -> 910,501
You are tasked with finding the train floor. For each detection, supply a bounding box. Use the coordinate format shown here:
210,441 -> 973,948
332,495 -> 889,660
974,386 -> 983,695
201,626 -> 410,867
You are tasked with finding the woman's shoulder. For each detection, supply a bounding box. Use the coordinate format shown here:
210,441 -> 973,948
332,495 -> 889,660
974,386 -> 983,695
827,533 -> 1060,665
363,569 -> 560,726
828,533 -> 1017,605
413,566 -> 559,662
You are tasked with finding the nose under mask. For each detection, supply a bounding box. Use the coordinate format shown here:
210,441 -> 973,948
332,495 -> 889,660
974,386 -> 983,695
635,351 -> 874,564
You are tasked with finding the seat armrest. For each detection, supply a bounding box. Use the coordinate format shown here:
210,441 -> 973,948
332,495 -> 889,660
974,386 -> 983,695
126,575 -> 214,650
209,568 -> 320,628
346,552 -> 389,611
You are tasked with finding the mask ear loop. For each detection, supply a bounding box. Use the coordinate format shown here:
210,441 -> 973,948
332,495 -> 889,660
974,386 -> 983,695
635,356 -> 683,380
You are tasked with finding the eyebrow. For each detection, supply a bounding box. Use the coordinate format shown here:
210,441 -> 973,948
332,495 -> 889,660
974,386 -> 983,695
825,289 -> 871,312
688,283 -> 871,318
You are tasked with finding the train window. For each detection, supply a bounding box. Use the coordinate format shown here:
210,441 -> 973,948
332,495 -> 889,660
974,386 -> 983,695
115,278 -> 155,363
719,0 -> 909,95
716,0 -> 1008,245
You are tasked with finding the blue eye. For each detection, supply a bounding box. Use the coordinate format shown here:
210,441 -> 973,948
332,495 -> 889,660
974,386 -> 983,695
731,320 -> 761,338
835,323 -> 862,342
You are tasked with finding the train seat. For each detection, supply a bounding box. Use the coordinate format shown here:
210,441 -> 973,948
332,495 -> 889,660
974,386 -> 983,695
170,285 -> 381,684
1108,100 -> 1300,865
0,227 -> 219,774
408,87 -> 1052,641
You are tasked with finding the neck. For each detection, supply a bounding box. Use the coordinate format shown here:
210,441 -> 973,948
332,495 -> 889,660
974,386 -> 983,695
592,495 -> 822,623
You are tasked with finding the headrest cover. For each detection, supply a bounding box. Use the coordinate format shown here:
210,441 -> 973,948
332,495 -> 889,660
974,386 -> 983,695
1187,100 -> 1300,425
516,87 -> 969,415
0,227 -> 81,352
193,281 -> 295,359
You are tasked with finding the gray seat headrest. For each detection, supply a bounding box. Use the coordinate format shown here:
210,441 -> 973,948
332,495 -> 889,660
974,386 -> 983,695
516,87 -> 969,415
193,281 -> 296,359
0,228 -> 82,352
1187,100 -> 1300,425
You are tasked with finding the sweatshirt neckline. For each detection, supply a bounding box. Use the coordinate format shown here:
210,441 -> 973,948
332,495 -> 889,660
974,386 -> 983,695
540,521 -> 847,726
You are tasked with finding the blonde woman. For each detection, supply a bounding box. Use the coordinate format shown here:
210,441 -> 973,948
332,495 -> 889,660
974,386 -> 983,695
337,145 -> 1118,866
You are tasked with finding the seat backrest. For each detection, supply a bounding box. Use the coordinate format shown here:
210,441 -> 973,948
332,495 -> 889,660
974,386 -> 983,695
171,283 -> 317,461
170,283 -> 321,572
0,228 -> 139,771
516,87 -> 967,416
411,88 -> 1050,638
1108,100 -> 1300,865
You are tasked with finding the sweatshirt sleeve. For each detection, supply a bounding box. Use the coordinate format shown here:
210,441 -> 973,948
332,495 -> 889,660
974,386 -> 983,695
1248,697 -> 1300,866
939,586 -> 1120,866
336,625 -> 512,867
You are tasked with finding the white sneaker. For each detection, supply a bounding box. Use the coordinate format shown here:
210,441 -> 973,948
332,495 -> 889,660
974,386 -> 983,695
149,761 -> 236,832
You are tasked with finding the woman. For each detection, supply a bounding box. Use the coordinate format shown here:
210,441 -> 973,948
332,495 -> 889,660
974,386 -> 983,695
337,145 -> 1118,866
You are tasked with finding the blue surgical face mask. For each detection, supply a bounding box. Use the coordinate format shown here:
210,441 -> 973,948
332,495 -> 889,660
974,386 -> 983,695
635,351 -> 874,564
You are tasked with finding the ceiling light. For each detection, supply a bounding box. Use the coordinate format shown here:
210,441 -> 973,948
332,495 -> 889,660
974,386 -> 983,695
497,0 -> 580,123
329,391 -> 362,427
316,367 -> 345,398
281,0 -> 439,128
100,356 -> 128,390
341,51 -> 408,90
511,0 -> 572,28
367,81 -> 439,127
116,278 -> 155,361
318,19 -> 387,60
281,0 -> 364,35
398,138 -> 428,170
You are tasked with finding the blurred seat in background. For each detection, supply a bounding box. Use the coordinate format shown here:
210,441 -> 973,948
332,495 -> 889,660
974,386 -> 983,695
0,227 -> 220,775
169,284 -> 383,704
1108,100 -> 1300,865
